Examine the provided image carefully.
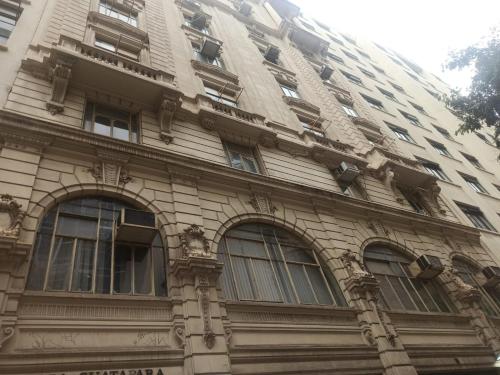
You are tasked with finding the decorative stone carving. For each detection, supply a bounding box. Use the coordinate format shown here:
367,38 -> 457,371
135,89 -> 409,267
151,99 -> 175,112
179,224 -> 211,258
0,194 -> 26,239
367,219 -> 390,237
158,94 -> 180,142
425,182 -> 446,214
88,151 -> 132,186
341,251 -> 379,295
224,327 -> 232,346
378,166 -> 404,203
359,320 -> 376,346
248,193 -> 277,214
197,275 -> 216,349
0,326 -> 15,349
46,62 -> 72,114
174,324 -> 185,349
200,117 -> 216,131
445,269 -> 481,304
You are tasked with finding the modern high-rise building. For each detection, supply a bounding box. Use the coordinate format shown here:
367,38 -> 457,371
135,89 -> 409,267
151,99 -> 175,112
0,0 -> 499,374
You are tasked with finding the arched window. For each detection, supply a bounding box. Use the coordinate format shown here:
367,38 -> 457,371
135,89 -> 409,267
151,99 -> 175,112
27,197 -> 167,296
364,245 -> 455,313
218,223 -> 346,306
452,258 -> 500,316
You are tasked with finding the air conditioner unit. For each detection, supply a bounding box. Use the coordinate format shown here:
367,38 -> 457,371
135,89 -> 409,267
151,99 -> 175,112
183,0 -> 201,10
200,37 -> 221,59
264,45 -> 280,63
480,266 -> 500,287
335,161 -> 360,183
409,255 -> 444,279
115,208 -> 157,244
239,1 -> 252,16
320,65 -> 334,80
191,12 -> 208,30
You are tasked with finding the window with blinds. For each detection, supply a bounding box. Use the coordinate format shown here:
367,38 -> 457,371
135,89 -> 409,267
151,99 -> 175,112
218,223 -> 346,306
364,245 -> 455,313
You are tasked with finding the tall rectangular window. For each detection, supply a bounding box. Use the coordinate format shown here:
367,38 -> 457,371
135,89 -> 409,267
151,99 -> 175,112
193,43 -> 224,68
342,104 -> 358,117
461,152 -> 483,169
418,159 -> 449,181
459,174 -> 488,194
99,0 -> 137,27
400,110 -> 422,127
0,2 -> 21,43
428,140 -> 451,157
205,86 -> 238,107
341,71 -> 363,86
223,142 -> 261,174
455,203 -> 496,231
84,102 -> 139,143
280,84 -> 300,99
362,95 -> 385,111
389,125 -> 415,143
94,36 -> 140,60
433,124 -> 453,140
377,87 -> 397,101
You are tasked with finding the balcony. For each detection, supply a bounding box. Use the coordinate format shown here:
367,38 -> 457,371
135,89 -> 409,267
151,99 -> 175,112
350,116 -> 384,141
197,95 -> 277,146
324,82 -> 354,106
289,22 -> 329,55
365,146 -> 437,188
35,36 -> 178,107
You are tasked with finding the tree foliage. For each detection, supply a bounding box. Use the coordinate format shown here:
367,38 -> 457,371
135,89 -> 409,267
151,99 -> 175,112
445,30 -> 500,148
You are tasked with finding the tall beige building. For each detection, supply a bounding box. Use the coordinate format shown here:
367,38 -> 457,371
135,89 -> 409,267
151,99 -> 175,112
0,0 -> 499,374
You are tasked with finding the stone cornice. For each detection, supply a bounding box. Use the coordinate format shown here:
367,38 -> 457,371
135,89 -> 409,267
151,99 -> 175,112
0,110 -> 482,239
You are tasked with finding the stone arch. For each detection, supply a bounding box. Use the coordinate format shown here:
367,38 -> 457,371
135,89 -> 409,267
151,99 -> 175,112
211,212 -> 331,265
450,252 -> 485,272
359,237 -> 421,263
23,183 -> 175,256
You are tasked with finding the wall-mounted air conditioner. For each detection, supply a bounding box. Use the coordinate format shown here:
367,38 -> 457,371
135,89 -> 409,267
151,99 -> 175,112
239,1 -> 252,16
479,266 -> 500,287
115,208 -> 157,244
184,0 -> 201,10
335,161 -> 360,184
320,65 -> 334,80
409,255 -> 444,279
200,37 -> 221,59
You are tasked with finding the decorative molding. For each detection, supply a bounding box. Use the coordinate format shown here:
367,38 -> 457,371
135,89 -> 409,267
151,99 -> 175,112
173,323 -> 185,349
197,275 -> 216,349
341,250 -> 379,295
377,166 -> 405,203
283,96 -> 321,116
179,224 -> 211,258
445,268 -> 481,304
359,320 -> 376,346
88,150 -> 132,186
0,194 -> 26,239
191,60 -> 239,85
248,193 -> 277,214
0,326 -> 15,350
46,61 -> 72,115
224,327 -> 232,346
158,94 -> 181,142
367,219 -> 390,237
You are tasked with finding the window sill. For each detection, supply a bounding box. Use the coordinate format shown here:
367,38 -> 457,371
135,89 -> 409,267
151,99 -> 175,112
386,309 -> 466,322
439,154 -> 463,163
436,178 -> 462,188
370,106 -> 396,118
224,300 -> 356,316
398,139 -> 425,149
474,166 -> 494,175
477,191 -> 500,202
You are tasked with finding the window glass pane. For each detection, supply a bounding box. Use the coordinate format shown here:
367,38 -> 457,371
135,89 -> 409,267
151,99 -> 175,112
231,256 -> 257,300
113,120 -> 130,141
26,211 -> 56,290
253,259 -> 282,302
71,239 -> 95,292
282,245 -> 315,263
131,114 -> 139,143
306,266 -> 333,304
272,261 -> 296,303
95,240 -> 112,294
226,237 -> 267,258
376,275 -> 402,310
114,244 -> 132,293
425,281 -> 452,313
288,263 -> 316,304
388,276 -> 416,310
242,156 -> 258,173
229,151 -> 243,169
134,246 -> 151,294
218,241 -> 238,300
94,115 -> 112,136
95,39 -> 116,52
59,198 -> 100,217
84,102 -> 93,131
46,237 -> 74,291
56,216 -> 97,239
152,240 -> 167,296
411,278 -> 439,312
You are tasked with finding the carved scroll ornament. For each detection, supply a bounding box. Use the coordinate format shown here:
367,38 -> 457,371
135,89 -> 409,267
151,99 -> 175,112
0,194 -> 26,238
46,62 -> 72,115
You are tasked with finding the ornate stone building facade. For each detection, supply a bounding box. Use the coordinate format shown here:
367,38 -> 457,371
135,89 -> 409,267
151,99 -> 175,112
0,0 -> 499,374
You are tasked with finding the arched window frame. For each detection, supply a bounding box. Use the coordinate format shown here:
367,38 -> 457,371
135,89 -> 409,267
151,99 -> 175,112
218,222 -> 346,307
452,257 -> 500,317
363,245 -> 455,313
26,196 -> 168,297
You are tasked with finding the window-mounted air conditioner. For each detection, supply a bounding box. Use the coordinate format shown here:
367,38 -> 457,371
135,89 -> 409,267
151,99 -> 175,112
200,37 -> 221,59
191,12 -> 208,30
409,255 -> 444,279
264,45 -> 280,63
480,266 -> 500,287
320,65 -> 334,80
115,208 -> 157,244
183,0 -> 201,10
335,161 -> 360,184
239,1 -> 252,16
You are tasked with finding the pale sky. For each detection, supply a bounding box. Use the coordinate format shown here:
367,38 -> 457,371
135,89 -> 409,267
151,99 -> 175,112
293,0 -> 500,91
